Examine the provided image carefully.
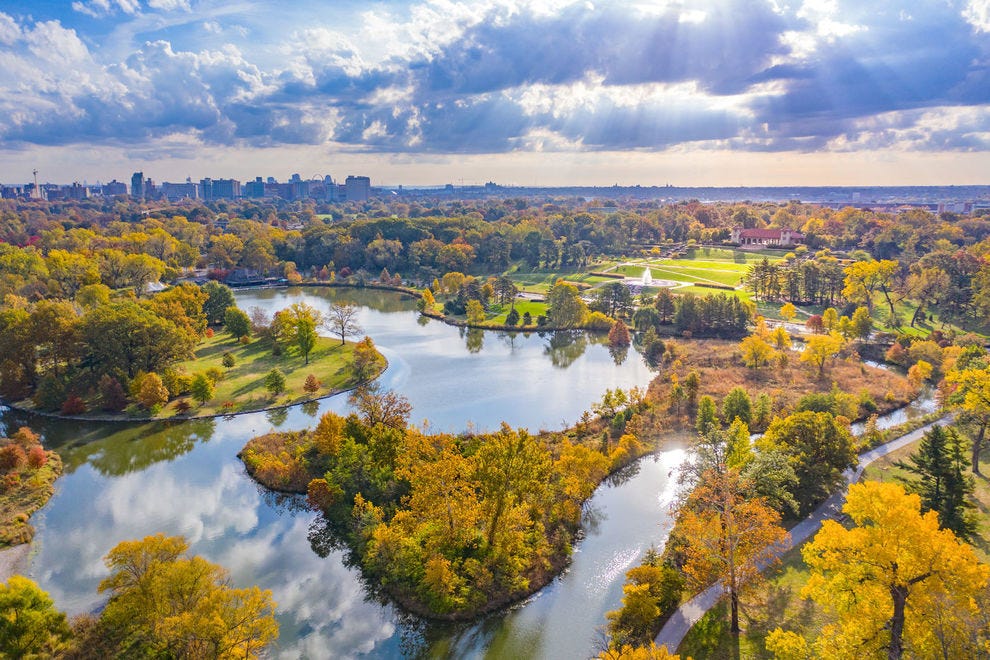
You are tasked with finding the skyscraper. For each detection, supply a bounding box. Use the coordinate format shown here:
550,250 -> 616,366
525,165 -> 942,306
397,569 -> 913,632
345,175 -> 370,202
131,171 -> 144,199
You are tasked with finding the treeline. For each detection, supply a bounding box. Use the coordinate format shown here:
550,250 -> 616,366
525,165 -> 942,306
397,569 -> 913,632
240,384 -> 653,618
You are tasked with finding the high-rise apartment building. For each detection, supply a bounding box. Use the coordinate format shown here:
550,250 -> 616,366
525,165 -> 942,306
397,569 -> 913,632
345,175 -> 370,202
131,171 -> 144,199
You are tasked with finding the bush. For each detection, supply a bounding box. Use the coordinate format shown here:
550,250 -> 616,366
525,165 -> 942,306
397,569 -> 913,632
205,327 -> 214,338
304,374 -> 321,395
0,444 -> 27,473
204,367 -> 224,385
60,395 -> 87,415
222,352 -> 236,368
173,400 -> 192,415
26,445 -> 47,469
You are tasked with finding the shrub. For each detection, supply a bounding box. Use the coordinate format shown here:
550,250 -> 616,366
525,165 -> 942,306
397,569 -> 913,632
26,445 -> 47,469
60,395 -> 87,415
173,399 -> 192,415
222,352 -> 236,368
304,374 -> 321,395
133,373 -> 169,410
265,368 -> 287,397
239,335 -> 251,345
205,327 -> 214,338
0,444 -> 27,472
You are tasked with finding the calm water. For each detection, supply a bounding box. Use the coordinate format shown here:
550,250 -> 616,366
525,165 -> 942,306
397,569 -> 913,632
2,287 -> 677,659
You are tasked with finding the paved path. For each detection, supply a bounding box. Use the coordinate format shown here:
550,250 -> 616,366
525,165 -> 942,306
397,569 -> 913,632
654,414 -> 952,653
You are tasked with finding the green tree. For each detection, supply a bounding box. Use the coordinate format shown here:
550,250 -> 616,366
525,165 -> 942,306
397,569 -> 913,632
473,424 -> 552,550
202,281 -> 236,325
82,301 -> 195,380
264,368 -> 286,397
0,575 -> 71,657
758,411 -> 857,514
296,316 -> 318,364
894,424 -> 976,540
224,306 -> 251,339
222,352 -> 236,368
190,372 -> 215,405
721,387 -> 752,426
546,280 -> 588,328
695,395 -> 719,435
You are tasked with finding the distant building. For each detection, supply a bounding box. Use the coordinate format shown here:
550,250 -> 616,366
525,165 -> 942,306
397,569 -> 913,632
199,178 -> 241,201
161,181 -> 198,201
730,227 -> 804,247
131,171 -> 144,199
67,182 -> 89,200
102,180 -> 128,196
345,175 -> 370,202
244,177 -> 266,198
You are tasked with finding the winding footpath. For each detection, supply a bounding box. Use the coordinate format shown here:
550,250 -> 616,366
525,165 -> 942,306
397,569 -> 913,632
654,413 -> 954,654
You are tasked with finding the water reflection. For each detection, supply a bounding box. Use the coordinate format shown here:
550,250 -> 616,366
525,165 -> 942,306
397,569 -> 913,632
545,331 -> 589,368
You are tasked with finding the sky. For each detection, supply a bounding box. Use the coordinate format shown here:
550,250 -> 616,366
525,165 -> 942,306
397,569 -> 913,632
1,0 -> 989,187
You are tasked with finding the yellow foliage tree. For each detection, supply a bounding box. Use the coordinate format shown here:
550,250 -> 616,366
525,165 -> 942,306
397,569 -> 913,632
800,333 -> 843,376
98,534 -> 278,658
793,481 -> 989,659
740,335 -> 775,369
679,469 -> 789,634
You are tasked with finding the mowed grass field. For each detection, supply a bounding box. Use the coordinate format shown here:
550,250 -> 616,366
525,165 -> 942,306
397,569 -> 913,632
164,332 -> 370,417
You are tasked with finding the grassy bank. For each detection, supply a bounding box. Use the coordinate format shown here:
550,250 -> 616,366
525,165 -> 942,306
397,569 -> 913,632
1,443 -> 63,548
165,332 -> 381,417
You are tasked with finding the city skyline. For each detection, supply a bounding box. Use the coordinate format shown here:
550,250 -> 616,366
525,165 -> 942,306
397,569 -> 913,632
1,1 -> 989,186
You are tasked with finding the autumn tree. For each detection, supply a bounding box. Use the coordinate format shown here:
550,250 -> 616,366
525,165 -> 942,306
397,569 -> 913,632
546,279 -> 588,328
325,302 -> 361,345
800,333 -> 843,376
97,534 -> 278,658
779,302 -> 797,322
842,259 -> 899,317
677,434 -> 789,635
946,367 -> 990,474
350,336 -> 381,380
133,372 -> 169,410
608,319 -> 631,347
0,575 -> 71,657
774,482 -> 989,659
348,383 -> 411,430
303,374 -> 321,395
605,548 -> 684,648
466,299 -> 486,324
739,334 -> 774,369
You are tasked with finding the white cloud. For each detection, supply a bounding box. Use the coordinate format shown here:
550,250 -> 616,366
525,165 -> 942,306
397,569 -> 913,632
72,0 -> 141,17
964,0 -> 990,32
0,12 -> 21,45
148,0 -> 192,11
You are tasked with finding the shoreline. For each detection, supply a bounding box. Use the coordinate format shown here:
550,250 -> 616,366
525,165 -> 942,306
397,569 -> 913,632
0,544 -> 30,583
0,364 -> 387,425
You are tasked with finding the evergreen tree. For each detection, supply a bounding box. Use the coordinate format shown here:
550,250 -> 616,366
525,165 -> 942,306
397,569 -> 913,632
895,424 -> 977,540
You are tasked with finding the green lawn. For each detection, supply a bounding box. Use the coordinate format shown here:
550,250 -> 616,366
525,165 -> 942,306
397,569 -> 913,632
163,331 -> 374,417
678,545 -> 823,660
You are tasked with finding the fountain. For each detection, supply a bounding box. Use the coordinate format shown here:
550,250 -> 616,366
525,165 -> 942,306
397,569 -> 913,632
641,267 -> 653,287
